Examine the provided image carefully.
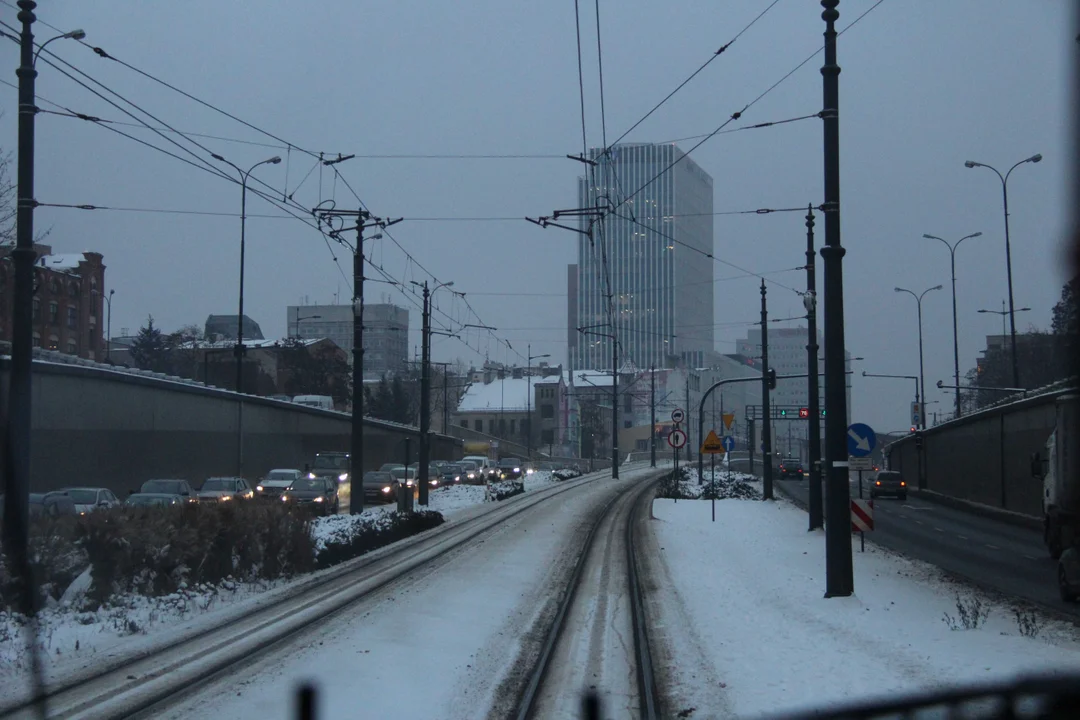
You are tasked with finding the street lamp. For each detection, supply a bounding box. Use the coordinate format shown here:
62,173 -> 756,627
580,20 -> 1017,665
410,279 -> 454,506
7,10 -> 89,568
893,285 -> 942,429
91,288 -> 114,362
294,313 -> 321,339
964,153 -> 1042,388
526,345 -> 551,461
211,152 -> 281,479
978,301 -> 1031,341
921,231 -> 982,420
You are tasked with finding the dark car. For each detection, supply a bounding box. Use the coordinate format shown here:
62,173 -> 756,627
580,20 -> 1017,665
139,479 -> 198,503
870,470 -> 907,500
498,458 -> 523,480
126,493 -> 185,508
28,492 -> 77,518
779,458 -> 804,480
198,476 -> 254,502
309,451 -> 351,485
282,476 -> 339,515
441,463 -> 464,484
363,471 -> 403,502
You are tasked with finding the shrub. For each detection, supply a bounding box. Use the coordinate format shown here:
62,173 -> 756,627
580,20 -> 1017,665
942,593 -> 990,630
313,511 -> 444,569
552,468 -> 582,481
656,467 -> 694,499
488,479 -> 525,501
0,514 -> 87,611
1014,608 -> 1044,638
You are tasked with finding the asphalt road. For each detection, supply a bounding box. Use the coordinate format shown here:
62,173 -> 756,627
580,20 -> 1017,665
776,476 -> 1079,618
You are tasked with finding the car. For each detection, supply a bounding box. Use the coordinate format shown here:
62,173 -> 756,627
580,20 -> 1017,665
408,463 -> 442,488
57,487 -> 121,514
462,455 -> 498,478
779,458 -> 804,480
498,458 -> 524,480
29,492 -> 77,518
198,476 -> 254,502
139,479 -> 198,503
281,476 -> 339,515
386,464 -> 417,482
126,493 -> 185,508
870,470 -> 907,500
459,461 -> 484,485
257,469 -> 303,500
441,463 -> 464,484
309,451 -> 351,485
1059,546 -> 1080,602
363,471 -> 406,502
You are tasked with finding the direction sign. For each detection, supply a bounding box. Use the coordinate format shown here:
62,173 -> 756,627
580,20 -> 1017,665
846,423 -> 877,458
668,428 -> 687,449
910,402 -> 922,427
722,412 -> 735,429
849,456 -> 873,471
722,435 -> 736,452
671,408 -> 685,424
700,430 -> 725,454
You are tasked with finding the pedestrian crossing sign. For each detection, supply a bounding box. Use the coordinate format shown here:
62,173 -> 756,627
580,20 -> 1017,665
701,429 -> 726,455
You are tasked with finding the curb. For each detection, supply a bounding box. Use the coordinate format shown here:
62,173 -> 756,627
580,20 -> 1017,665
908,488 -> 1042,532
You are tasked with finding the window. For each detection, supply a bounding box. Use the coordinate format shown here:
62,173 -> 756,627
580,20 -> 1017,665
66,339 -> 77,354
32,297 -> 40,321
31,332 -> 39,348
541,404 -> 554,419
498,419 -> 506,436
488,419 -> 495,434
541,429 -> 554,444
49,302 -> 58,325
461,419 -> 469,428
624,393 -> 632,411
67,306 -> 77,329
636,439 -> 648,451
47,334 -> 58,350
510,419 -> 516,435
624,420 -> 632,428
475,419 -> 483,431
68,282 -> 79,298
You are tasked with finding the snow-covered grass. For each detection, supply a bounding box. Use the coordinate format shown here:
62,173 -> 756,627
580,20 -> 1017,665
650,496 -> 1080,718
657,465 -> 762,500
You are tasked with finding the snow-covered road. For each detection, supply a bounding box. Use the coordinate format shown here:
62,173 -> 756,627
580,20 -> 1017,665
156,464 -> 664,720
645,496 -> 1080,718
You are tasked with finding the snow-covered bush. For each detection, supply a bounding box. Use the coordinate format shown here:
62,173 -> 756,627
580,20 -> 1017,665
487,479 -> 525,501
552,468 -> 582,481
312,510 -> 443,569
1,515 -> 88,611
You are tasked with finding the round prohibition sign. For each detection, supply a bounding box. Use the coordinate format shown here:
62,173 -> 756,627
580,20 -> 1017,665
668,428 -> 687,449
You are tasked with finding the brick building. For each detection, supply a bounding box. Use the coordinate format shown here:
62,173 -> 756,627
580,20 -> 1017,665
0,244 -> 106,360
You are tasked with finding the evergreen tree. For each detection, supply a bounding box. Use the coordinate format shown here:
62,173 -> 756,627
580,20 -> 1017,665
129,315 -> 171,373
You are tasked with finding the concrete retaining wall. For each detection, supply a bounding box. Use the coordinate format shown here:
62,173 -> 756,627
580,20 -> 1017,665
6,359 -> 461,496
885,389 -> 1068,518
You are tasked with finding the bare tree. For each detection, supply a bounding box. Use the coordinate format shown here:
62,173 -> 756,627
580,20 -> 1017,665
0,144 -> 14,246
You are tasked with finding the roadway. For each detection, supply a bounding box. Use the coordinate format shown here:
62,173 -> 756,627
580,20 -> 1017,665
775,476 -> 1078,618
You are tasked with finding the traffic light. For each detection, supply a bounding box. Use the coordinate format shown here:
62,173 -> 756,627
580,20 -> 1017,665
910,426 -> 916,433
779,408 -> 788,417
820,409 -> 826,418
798,408 -> 809,419
767,368 -> 777,390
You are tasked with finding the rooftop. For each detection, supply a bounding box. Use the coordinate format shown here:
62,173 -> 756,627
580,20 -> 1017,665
36,253 -> 91,272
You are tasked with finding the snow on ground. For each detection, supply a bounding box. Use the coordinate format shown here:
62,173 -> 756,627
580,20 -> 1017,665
648,496 -> 1080,718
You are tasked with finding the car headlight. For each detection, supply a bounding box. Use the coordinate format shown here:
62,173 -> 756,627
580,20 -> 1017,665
454,475 -> 460,482
406,479 -> 414,487
314,496 -> 325,502
256,485 -> 264,492
467,472 -> 475,479
381,486 -> 392,494
308,472 -> 316,479
513,467 -> 520,473
338,473 -> 348,481
430,479 -> 438,486
220,495 -> 232,501
281,494 -> 290,501
526,468 -> 535,474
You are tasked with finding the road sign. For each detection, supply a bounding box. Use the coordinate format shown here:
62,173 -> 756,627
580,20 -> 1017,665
910,401 -> 922,426
722,435 -> 736,452
846,423 -> 877,458
668,428 -> 687,449
722,412 -> 735,429
671,408 -> 685,424
849,456 -> 873,471
700,430 -> 725,454
850,499 -> 874,532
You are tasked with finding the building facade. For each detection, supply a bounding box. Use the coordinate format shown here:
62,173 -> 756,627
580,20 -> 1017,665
205,314 -> 264,342
288,303 -> 409,378
0,245 -> 106,360
571,143 -> 714,371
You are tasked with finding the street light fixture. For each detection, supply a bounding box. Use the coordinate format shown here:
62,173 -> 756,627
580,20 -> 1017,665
921,231 -> 982,420
893,285 -> 942,430
526,346 -> 551,461
964,153 -> 1042,388
410,279 -> 454,506
294,313 -> 321,339
211,153 -> 281,479
978,301 -> 1031,339
91,288 -> 114,362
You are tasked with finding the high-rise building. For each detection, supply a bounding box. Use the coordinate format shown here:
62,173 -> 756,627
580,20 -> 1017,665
287,303 -> 409,378
570,143 -> 713,371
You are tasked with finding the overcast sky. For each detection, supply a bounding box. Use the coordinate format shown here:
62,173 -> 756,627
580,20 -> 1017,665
1,0 -> 1072,433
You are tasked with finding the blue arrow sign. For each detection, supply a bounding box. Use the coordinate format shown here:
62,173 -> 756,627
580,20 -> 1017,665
846,423 -> 877,458
722,435 -> 736,452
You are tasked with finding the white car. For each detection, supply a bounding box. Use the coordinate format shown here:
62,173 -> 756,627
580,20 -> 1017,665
57,487 -> 121,514
257,469 -> 303,499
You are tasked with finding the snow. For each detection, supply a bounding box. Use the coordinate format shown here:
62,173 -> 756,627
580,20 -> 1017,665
648,495 -> 1080,717
36,253 -> 89,272
456,377 -> 533,412
565,369 -> 614,387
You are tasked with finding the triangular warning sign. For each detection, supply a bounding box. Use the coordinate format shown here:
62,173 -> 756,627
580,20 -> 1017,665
700,429 -> 726,455
722,412 -> 735,430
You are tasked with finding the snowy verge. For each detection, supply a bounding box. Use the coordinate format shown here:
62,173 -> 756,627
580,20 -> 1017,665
649,496 -> 1080,718
656,465 -> 761,500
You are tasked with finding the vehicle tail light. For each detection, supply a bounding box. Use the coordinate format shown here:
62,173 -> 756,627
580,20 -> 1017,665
875,481 -> 881,486
900,481 -> 906,486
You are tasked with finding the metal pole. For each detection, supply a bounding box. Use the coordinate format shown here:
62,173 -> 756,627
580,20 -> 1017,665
760,279 -> 774,500
105,290 -> 113,362
748,418 -> 755,475
1001,179 -> 1020,388
650,365 -> 656,467
685,372 -> 692,470
917,296 -> 926,430
419,283 -> 431,505
350,222 -> 365,514
235,170 -> 248,478
5,0 -> 37,638
527,343 -> 532,461
806,206 -> 823,530
821,0 -> 853,597
443,367 -> 449,434
612,334 -> 619,478
949,248 -> 961,419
